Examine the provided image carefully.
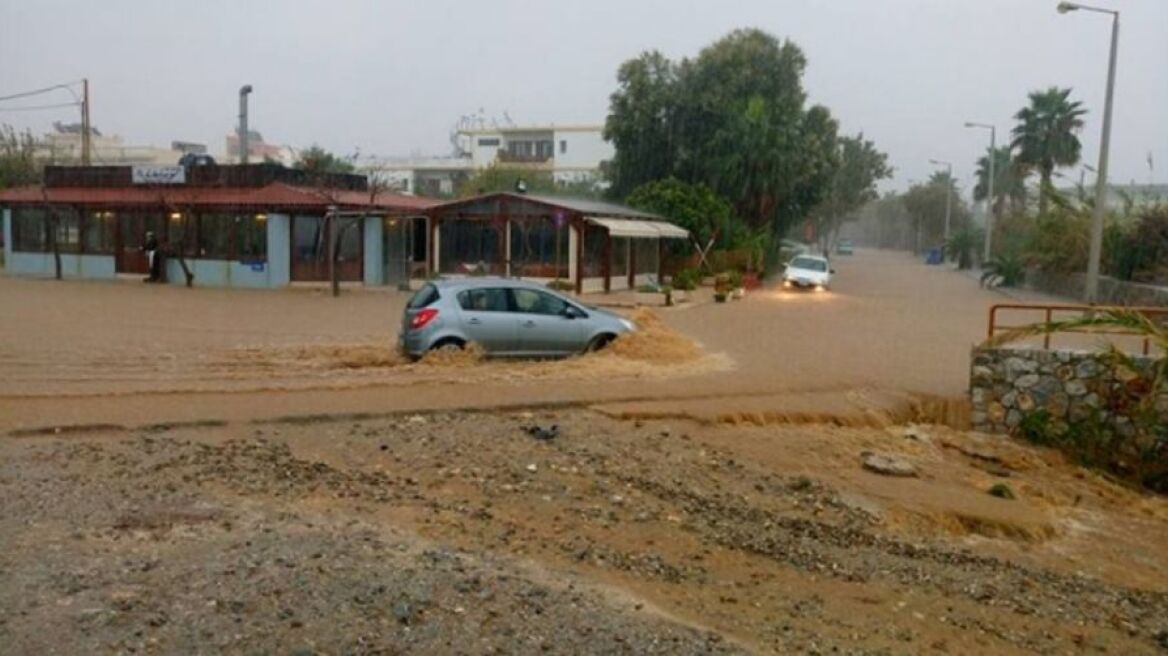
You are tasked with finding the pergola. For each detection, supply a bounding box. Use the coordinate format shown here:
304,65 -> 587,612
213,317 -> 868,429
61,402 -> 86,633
424,192 -> 688,294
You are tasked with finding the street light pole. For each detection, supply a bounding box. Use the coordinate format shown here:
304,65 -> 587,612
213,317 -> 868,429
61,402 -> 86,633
929,159 -> 954,241
965,122 -> 996,262
1057,1 -> 1119,304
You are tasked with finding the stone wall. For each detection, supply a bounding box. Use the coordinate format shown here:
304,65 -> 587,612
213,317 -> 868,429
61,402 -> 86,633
970,347 -> 1166,434
1024,268 -> 1168,307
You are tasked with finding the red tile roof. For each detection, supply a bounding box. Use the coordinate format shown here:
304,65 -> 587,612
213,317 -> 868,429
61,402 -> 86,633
0,182 -> 437,212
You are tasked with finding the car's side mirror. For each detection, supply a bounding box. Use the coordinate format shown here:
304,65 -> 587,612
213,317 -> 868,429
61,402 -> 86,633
562,306 -> 581,319
830,269 -> 836,274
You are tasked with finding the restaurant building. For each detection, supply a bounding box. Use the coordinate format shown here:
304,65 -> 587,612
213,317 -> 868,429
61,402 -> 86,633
0,164 -> 435,288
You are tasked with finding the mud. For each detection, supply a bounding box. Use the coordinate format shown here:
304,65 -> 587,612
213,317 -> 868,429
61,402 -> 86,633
3,410 -> 1167,654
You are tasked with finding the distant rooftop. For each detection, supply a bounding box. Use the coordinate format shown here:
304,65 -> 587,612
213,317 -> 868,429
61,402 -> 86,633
457,124 -> 603,135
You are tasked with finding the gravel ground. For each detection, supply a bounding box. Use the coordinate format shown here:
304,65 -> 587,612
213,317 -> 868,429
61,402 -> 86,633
3,409 -> 1166,654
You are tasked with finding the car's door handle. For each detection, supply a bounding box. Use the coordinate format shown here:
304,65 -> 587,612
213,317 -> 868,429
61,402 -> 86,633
522,320 -> 536,328
467,317 -> 482,325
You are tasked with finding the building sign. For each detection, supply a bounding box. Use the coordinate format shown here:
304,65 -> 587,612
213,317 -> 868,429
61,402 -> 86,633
131,166 -> 186,185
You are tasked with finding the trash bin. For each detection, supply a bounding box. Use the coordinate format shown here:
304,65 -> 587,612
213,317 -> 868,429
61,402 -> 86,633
925,248 -> 944,265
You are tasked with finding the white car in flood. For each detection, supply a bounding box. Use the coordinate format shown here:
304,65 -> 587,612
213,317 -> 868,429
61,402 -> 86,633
782,255 -> 834,291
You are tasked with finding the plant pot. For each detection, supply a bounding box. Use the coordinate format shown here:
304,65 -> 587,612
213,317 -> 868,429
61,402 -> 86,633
714,293 -> 728,303
731,287 -> 746,300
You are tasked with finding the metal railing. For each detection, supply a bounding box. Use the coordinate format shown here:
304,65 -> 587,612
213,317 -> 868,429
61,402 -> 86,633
987,303 -> 1167,355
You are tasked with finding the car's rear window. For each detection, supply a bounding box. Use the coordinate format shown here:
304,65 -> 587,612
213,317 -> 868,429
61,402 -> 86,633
407,284 -> 440,309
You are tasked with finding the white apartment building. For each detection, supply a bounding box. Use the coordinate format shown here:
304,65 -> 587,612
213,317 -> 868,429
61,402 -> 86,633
364,124 -> 612,197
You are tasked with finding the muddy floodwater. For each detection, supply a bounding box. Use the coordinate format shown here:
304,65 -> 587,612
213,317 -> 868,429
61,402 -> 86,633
2,249 -> 1166,654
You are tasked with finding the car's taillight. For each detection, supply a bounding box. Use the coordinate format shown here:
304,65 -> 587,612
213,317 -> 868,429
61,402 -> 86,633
409,308 -> 439,330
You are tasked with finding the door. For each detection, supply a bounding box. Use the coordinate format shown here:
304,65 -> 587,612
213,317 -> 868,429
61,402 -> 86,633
290,216 -> 363,282
509,288 -> 583,355
454,287 -> 516,353
115,212 -> 164,274
291,216 -> 326,281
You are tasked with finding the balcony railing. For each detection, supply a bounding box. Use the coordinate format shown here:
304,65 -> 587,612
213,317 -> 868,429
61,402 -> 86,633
496,149 -> 551,164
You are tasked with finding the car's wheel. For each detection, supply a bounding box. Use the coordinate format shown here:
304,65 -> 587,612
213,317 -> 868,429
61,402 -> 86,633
586,333 -> 616,353
430,338 -> 465,353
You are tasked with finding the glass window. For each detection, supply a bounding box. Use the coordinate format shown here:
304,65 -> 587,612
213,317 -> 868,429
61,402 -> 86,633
53,207 -> 81,253
477,138 -> 500,147
510,217 -> 568,279
438,219 -> 501,275
167,211 -> 197,256
336,217 -> 361,263
82,210 -> 116,254
635,238 -> 659,276
610,237 -> 630,278
560,140 -> 567,154
197,213 -> 234,259
457,287 -> 509,312
235,214 -> 268,261
11,208 -> 47,252
512,288 -> 568,316
582,226 -> 606,278
407,284 -> 439,309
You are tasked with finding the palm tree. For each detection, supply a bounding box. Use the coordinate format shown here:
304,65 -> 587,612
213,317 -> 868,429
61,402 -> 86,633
1011,87 -> 1087,216
973,146 -> 1028,216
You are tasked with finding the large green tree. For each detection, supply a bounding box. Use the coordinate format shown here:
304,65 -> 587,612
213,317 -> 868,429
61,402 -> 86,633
605,28 -> 845,242
902,172 -> 971,253
294,145 -> 356,174
0,125 -> 43,190
973,145 -> 1027,217
810,133 -> 892,249
603,50 -> 677,198
1011,87 -> 1086,216
626,177 -> 735,247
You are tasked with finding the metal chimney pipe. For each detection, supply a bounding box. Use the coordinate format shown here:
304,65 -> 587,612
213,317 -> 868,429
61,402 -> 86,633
238,84 -> 253,164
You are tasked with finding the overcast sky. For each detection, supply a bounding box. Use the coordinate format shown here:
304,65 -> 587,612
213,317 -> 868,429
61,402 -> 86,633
1,0 -> 1165,195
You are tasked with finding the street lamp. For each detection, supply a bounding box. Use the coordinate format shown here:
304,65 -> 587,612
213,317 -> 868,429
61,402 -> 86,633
1056,1 -> 1119,304
964,122 -> 996,263
929,159 -> 954,241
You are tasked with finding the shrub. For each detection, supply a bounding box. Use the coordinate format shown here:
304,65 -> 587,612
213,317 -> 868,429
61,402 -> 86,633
726,270 -> 744,289
672,268 -> 700,291
981,251 -> 1026,288
987,483 -> 1015,499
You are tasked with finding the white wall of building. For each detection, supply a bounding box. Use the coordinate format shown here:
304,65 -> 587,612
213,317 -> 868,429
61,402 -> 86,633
553,128 -> 612,170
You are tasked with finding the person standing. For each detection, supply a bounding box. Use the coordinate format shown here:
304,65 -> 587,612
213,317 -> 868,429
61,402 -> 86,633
143,231 -> 161,282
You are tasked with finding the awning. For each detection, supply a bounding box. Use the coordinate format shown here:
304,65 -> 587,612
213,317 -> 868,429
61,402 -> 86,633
586,217 -> 689,239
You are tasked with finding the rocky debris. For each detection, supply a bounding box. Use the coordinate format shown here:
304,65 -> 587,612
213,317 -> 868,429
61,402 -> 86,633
524,424 -> 560,441
860,451 -> 918,477
901,425 -> 932,444
3,410 -> 1167,654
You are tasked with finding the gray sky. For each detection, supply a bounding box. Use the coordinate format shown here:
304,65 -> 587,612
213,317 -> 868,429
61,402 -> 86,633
2,0 -> 1165,196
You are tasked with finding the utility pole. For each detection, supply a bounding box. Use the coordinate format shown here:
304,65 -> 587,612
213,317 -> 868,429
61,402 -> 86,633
965,122 -> 996,262
81,78 -> 91,166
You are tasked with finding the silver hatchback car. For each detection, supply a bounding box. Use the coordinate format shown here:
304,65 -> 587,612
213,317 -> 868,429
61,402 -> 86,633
399,278 -> 636,359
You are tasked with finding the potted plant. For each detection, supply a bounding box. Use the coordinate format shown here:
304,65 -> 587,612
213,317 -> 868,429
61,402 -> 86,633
714,272 -> 732,303
669,269 -> 699,303
728,270 -> 746,299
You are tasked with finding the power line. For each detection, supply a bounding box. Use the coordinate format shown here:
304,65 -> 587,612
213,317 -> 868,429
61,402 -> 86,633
0,81 -> 83,103
0,101 -> 81,113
